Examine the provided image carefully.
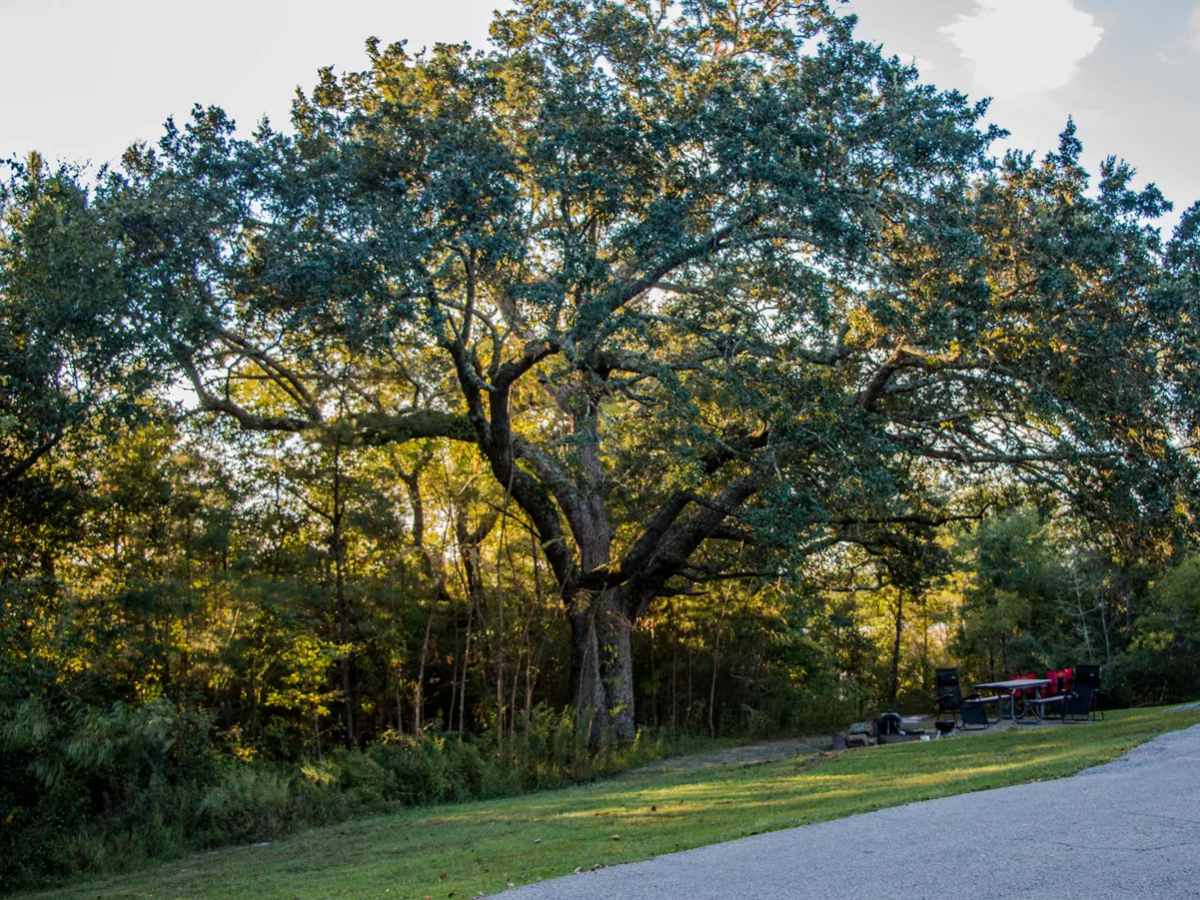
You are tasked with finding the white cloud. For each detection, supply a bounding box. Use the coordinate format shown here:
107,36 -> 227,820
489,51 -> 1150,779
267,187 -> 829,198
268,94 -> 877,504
892,49 -> 936,76
941,0 -> 1103,99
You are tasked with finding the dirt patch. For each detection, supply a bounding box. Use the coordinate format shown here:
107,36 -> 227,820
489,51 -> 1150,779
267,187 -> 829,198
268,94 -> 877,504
628,713 -> 1058,779
628,737 -> 832,777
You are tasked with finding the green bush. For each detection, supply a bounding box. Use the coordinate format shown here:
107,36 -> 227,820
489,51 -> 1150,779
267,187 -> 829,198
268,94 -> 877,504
367,732 -> 501,804
0,700 -> 701,894
196,765 -> 296,845
0,696 -> 215,890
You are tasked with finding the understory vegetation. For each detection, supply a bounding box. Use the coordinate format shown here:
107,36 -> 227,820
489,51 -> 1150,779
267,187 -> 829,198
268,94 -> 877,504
21,706 -> 1200,900
3,0 -> 1200,893
1,695 -> 717,890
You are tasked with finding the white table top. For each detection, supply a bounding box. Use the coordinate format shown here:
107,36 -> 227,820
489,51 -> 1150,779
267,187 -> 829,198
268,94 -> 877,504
974,678 -> 1051,690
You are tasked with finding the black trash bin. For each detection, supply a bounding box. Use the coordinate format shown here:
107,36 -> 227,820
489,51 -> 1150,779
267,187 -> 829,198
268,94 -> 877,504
875,712 -> 904,738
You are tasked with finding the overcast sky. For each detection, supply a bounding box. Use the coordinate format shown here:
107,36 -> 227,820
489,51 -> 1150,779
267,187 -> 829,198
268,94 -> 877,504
3,0 -> 1197,233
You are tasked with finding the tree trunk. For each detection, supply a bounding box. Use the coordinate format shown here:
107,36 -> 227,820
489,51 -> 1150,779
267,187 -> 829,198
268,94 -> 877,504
395,662 -> 405,733
448,626 -> 459,734
331,441 -> 356,747
709,593 -> 732,738
453,503 -> 495,734
1098,596 -> 1112,664
687,647 -> 694,727
414,605 -> 433,735
649,621 -> 658,729
1071,566 -> 1095,660
597,595 -> 635,741
569,588 -> 636,746
571,607 -> 604,742
459,599 -> 474,733
888,592 -> 904,705
920,593 -> 929,692
708,630 -> 721,738
561,394 -> 639,746
524,638 -> 538,734
509,647 -> 521,741
670,602 -> 678,730
525,526 -> 542,734
494,568 -> 505,750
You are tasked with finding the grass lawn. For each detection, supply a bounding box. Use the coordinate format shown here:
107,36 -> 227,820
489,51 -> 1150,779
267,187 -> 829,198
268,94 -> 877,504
25,705 -> 1200,900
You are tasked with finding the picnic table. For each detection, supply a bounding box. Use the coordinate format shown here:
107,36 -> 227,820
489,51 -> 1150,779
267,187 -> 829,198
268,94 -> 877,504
973,678 -> 1051,724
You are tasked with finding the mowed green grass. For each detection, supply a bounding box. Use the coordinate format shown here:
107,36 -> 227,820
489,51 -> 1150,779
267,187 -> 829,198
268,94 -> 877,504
26,705 -> 1200,900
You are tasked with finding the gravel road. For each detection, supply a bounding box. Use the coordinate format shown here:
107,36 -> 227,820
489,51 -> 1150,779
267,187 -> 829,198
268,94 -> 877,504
497,723 -> 1200,899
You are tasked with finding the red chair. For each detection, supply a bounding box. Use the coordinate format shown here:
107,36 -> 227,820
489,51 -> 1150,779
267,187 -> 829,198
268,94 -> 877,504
1032,665 -> 1102,721
1061,667 -> 1074,694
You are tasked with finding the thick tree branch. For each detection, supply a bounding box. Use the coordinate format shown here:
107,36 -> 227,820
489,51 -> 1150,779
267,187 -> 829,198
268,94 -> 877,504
213,327 -> 321,420
352,410 -> 476,446
612,429 -> 770,586
598,210 -> 761,319
624,474 -> 763,618
175,345 -> 313,432
493,338 -> 560,391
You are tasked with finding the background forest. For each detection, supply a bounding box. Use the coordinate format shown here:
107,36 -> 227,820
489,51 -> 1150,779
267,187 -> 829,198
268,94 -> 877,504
3,0 -> 1200,891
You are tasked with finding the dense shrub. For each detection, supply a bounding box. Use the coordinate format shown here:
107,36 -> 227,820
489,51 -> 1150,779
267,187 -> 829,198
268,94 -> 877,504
195,765 -> 298,845
0,696 -> 218,888
0,697 -> 703,893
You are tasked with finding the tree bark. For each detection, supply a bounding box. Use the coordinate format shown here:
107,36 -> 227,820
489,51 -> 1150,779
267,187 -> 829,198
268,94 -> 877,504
597,594 -> 636,741
570,605 -> 604,742
459,598 -> 474,733
414,605 -> 433,735
395,662 -> 405,734
569,588 -> 636,745
708,631 -> 721,738
888,592 -> 904,705
331,441 -> 356,747
453,503 -> 496,734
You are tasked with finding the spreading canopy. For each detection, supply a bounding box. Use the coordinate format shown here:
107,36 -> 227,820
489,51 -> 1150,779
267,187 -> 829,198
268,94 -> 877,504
38,0 -> 1197,738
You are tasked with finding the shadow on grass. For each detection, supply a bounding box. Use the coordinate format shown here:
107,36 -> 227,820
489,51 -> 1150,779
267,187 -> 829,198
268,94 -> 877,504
23,706 -> 1200,900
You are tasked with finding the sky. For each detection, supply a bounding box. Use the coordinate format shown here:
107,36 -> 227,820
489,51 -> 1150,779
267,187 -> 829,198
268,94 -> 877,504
2,0 -> 1198,234
844,0 -> 1200,234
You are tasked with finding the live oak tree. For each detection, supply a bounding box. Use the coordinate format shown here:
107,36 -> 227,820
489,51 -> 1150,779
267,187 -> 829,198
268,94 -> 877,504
71,0 -> 1195,742
0,156 -> 146,499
